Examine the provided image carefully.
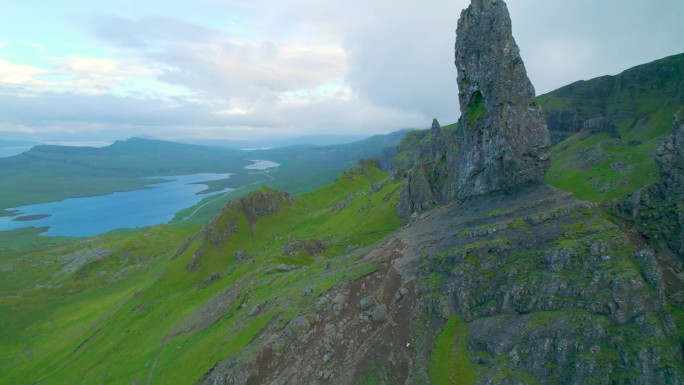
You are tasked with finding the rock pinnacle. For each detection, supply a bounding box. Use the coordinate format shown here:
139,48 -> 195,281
454,0 -> 551,199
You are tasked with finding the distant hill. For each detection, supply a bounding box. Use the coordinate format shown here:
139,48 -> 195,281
538,53 -> 684,201
0,132 -> 408,210
184,133 -> 372,149
245,129 -> 410,194
538,52 -> 684,145
0,139 -> 37,158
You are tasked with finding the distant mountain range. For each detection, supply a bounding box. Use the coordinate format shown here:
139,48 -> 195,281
185,133 -> 374,149
0,131 -> 409,211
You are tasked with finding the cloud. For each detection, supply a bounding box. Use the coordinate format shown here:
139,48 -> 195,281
154,39 -> 347,100
2,0 -> 684,143
70,2 -> 461,136
0,60 -> 49,86
51,56 -> 161,94
0,55 -> 165,97
509,0 -> 684,93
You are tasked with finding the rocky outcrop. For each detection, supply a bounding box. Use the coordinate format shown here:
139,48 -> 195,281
396,0 -> 550,219
237,187 -> 294,219
658,113 -> 684,190
187,187 -> 295,269
281,238 -> 326,257
404,184 -> 684,384
395,119 -> 460,219
615,113 -> 683,256
613,113 -> 684,300
453,0 -> 550,199
581,116 -> 620,138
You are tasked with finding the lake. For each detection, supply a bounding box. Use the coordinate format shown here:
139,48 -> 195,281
245,159 -> 280,170
0,173 -> 233,237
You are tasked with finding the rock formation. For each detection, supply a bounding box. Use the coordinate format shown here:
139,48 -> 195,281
453,0 -> 550,199
613,112 -> 684,300
396,0 -> 550,219
616,112 -> 683,255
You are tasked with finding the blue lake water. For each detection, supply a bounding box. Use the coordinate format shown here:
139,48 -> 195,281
0,173 -> 233,237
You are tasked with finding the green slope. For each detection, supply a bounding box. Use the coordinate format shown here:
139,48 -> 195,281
538,53 -> 684,145
0,160 -> 402,384
539,53 -> 684,202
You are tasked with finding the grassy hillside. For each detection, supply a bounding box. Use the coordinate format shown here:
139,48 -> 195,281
538,53 -> 684,145
539,53 -> 684,202
546,131 -> 661,202
0,160 -> 403,384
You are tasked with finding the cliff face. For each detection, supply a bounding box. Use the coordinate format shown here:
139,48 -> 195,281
613,113 -> 684,298
397,0 -> 550,219
538,53 -> 684,144
405,184 -> 683,385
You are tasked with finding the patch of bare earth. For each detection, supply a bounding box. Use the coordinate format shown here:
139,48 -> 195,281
245,237 -> 435,385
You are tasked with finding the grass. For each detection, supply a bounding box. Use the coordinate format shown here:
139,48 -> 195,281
0,161 -> 403,384
537,53 -> 683,145
0,226 -> 72,251
430,317 -> 477,385
546,131 -> 659,201
466,92 -> 486,126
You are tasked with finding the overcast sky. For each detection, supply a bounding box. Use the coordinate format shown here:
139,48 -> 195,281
0,0 -> 682,144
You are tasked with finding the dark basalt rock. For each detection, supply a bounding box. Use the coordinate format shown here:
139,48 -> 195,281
396,0 -> 550,219
453,0 -> 550,199
614,112 -> 684,269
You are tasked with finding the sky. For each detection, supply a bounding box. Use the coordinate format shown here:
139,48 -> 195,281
0,0 -> 683,145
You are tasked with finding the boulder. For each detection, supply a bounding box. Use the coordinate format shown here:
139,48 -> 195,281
284,316 -> 311,340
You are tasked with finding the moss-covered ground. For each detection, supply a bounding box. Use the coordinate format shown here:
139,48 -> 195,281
430,317 -> 478,385
546,131 -> 660,202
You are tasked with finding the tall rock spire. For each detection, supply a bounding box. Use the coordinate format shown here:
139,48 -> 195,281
395,0 -> 551,219
454,0 -> 550,198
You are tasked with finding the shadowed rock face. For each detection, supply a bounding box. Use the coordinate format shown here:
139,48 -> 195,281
454,0 -> 550,199
614,112 -> 684,280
